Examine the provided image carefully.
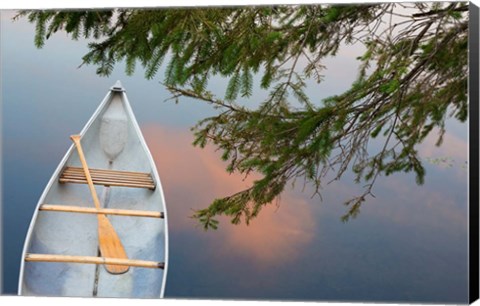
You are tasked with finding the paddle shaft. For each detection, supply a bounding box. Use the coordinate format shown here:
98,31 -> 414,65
70,135 -> 129,274
71,136 -> 101,210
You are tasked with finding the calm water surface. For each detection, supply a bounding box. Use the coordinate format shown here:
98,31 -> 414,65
1,10 -> 469,303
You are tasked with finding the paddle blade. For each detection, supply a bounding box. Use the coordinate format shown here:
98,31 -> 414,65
97,214 -> 130,274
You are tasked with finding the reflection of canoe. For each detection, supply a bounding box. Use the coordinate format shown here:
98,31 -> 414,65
18,81 -> 168,298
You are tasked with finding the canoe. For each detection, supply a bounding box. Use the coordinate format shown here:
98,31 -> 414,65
18,81 -> 168,298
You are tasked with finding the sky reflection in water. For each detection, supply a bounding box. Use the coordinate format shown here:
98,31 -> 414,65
143,124 -> 468,303
1,9 -> 469,303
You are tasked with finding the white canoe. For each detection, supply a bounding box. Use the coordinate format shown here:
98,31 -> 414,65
18,81 -> 168,298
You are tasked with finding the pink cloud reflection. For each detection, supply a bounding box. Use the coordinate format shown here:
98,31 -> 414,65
142,123 -> 315,265
418,128 -> 468,161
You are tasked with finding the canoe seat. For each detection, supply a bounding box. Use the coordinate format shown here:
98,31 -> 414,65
59,167 -> 155,190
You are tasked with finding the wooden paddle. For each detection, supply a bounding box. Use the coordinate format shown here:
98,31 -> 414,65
70,135 -> 130,274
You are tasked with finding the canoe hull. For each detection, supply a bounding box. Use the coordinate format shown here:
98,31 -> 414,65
18,82 -> 168,298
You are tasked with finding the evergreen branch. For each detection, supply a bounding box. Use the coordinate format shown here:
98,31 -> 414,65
165,85 -> 244,113
16,3 -> 470,229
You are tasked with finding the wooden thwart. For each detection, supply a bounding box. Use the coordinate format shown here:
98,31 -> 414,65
40,204 -> 164,219
25,253 -> 165,269
59,167 -> 155,190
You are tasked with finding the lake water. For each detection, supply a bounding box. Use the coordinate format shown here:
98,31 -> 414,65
1,10 -> 470,303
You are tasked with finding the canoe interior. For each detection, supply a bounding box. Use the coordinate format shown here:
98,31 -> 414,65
20,89 -> 167,298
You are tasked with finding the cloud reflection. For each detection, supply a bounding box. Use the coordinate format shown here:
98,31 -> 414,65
419,129 -> 467,158
142,123 -> 316,265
